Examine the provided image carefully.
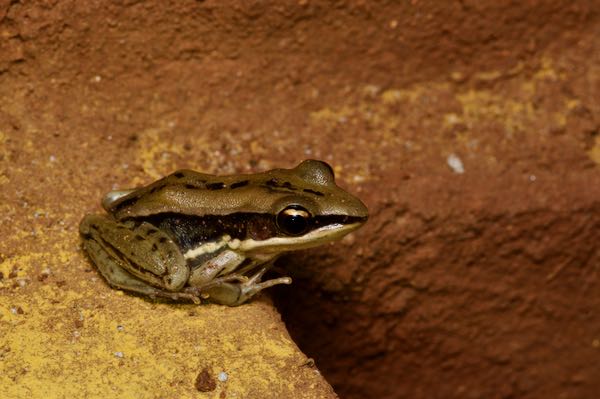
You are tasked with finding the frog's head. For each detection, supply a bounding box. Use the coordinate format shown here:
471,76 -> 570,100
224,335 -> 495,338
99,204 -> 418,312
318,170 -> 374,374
235,160 -> 368,254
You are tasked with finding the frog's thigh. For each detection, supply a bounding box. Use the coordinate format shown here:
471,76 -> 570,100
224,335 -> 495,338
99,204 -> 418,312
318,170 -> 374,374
82,237 -> 201,303
81,236 -> 166,297
80,214 -> 189,291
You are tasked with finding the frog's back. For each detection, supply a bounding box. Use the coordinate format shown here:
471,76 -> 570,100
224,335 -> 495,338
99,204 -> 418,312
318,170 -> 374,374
105,161 -> 367,221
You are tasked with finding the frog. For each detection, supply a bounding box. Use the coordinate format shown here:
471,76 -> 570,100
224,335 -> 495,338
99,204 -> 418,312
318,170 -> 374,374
79,160 -> 368,306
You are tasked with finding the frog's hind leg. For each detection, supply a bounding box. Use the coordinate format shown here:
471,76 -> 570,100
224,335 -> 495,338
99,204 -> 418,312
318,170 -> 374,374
80,215 -> 199,303
82,237 -> 199,303
191,267 -> 292,306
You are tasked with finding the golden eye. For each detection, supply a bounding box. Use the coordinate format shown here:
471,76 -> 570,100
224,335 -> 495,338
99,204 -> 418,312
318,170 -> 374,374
276,206 -> 311,236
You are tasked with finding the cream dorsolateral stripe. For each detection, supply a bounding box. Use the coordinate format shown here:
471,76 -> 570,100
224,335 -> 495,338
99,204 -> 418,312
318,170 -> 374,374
184,234 -> 232,260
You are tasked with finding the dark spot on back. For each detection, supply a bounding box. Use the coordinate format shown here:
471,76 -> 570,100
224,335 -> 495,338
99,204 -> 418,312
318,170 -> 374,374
134,234 -> 145,241
230,180 -> 249,189
149,184 -> 166,194
265,178 -> 279,187
303,188 -> 325,196
146,228 -> 158,235
184,183 -> 197,189
261,185 -> 294,194
151,243 -> 158,251
282,181 -> 297,190
174,171 -> 185,179
159,237 -> 167,243
90,224 -> 99,230
206,182 -> 226,190
114,196 -> 139,211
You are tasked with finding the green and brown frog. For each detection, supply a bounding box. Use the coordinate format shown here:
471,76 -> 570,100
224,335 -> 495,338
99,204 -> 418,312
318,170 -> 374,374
80,160 -> 368,306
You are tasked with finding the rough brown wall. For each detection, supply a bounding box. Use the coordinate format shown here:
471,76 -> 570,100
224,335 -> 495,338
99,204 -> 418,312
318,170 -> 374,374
1,1 -> 599,398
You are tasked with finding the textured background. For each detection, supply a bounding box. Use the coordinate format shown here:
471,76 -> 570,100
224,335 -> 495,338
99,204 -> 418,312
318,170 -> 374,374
1,1 -> 599,398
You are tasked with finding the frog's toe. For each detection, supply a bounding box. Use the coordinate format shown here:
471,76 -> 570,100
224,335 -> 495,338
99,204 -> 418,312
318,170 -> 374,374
240,276 -> 292,298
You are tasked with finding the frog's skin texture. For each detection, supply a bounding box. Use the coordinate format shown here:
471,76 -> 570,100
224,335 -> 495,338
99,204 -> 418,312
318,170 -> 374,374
80,160 -> 368,306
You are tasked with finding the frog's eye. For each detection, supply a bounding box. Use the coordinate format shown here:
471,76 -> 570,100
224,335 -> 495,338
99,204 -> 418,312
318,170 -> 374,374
277,205 -> 311,236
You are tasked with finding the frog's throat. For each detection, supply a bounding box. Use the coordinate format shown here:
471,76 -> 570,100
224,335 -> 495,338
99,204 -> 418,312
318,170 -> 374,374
183,222 -> 363,260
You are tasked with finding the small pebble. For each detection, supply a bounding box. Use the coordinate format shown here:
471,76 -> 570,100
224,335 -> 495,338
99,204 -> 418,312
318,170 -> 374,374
218,371 -> 228,382
116,325 -> 124,331
447,154 -> 465,174
114,351 -> 124,358
10,306 -> 24,314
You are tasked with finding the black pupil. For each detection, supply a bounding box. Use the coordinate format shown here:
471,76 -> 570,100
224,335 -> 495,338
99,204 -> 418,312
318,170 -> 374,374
278,208 -> 309,236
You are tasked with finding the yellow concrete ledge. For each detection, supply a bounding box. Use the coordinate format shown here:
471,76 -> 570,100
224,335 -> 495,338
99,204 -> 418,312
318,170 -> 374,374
0,258 -> 336,398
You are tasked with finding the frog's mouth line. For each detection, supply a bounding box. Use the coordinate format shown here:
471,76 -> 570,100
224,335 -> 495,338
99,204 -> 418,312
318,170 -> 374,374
235,221 -> 365,253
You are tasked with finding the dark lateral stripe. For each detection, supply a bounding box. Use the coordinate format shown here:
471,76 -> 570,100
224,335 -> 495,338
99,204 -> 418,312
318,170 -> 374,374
132,212 -> 367,253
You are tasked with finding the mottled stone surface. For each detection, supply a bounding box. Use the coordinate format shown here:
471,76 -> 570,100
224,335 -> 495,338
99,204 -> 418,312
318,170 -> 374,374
1,1 -> 599,398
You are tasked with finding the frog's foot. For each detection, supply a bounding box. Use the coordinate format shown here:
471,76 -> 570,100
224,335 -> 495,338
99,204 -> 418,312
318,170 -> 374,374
182,274 -> 248,297
199,268 -> 292,306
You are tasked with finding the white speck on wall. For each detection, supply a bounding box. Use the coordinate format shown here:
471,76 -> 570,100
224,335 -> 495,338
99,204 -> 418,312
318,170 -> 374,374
352,174 -> 366,184
529,175 -> 537,182
447,154 -> 465,174
218,371 -> 228,382
114,351 -> 124,358
116,325 -> 124,331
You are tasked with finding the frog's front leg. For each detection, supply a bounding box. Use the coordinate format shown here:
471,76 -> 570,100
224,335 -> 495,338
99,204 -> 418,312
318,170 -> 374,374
79,215 -> 195,301
187,250 -> 247,286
